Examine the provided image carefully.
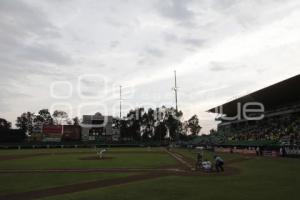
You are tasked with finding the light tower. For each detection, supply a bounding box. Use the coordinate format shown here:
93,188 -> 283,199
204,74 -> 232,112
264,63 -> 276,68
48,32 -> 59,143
119,85 -> 122,119
174,70 -> 178,112
173,70 -> 179,142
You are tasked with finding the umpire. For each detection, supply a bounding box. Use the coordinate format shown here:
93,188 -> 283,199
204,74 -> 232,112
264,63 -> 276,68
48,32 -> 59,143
214,155 -> 224,172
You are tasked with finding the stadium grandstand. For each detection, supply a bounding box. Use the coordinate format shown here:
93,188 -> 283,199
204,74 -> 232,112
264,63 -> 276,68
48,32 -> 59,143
207,74 -> 300,147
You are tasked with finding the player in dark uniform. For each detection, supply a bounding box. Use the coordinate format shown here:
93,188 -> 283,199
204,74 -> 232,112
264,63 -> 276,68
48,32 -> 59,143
214,155 -> 224,172
195,153 -> 203,170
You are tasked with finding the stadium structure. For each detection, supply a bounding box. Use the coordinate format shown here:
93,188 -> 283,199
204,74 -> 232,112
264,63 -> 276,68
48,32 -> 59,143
81,112 -> 120,142
208,74 -> 300,146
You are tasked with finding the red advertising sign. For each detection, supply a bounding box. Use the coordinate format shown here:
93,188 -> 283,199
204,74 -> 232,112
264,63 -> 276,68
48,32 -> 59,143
42,125 -> 62,138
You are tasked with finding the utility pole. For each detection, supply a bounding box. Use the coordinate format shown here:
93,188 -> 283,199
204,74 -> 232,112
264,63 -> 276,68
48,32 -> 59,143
119,85 -> 122,119
119,85 -> 122,139
173,70 -> 179,142
174,70 -> 178,112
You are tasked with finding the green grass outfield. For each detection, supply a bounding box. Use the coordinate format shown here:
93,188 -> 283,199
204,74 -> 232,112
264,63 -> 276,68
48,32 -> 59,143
0,147 -> 175,169
0,172 -> 133,196
0,147 -> 163,155
0,147 -> 299,200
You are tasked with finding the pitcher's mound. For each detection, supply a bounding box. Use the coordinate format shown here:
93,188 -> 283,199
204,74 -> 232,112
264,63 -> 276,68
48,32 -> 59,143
79,156 -> 114,160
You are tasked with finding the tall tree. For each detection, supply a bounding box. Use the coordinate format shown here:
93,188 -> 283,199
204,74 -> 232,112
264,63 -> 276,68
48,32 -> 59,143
16,112 -> 35,134
165,114 -> 179,140
164,107 -> 183,140
153,121 -> 167,141
72,117 -> 80,125
140,108 -> 155,140
52,110 -> 68,125
120,119 -> 131,139
0,118 -> 11,129
119,106 -> 200,142
126,108 -> 144,140
181,121 -> 189,136
187,115 -> 202,136
34,109 -> 53,125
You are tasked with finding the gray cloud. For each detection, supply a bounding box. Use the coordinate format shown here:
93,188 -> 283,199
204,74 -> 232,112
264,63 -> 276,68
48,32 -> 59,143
0,100 -> 10,113
0,87 -> 33,112
209,62 -> 229,71
163,32 -> 180,43
145,47 -> 164,58
136,47 -> 165,66
162,32 -> 206,48
181,38 -> 206,47
0,0 -> 59,38
18,44 -> 72,65
0,0 -> 73,85
1,88 -> 32,99
210,0 -> 238,11
110,40 -> 120,48
155,0 -> 194,22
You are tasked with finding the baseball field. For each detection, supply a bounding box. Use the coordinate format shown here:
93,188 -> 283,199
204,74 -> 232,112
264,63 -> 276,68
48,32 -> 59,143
0,147 -> 299,200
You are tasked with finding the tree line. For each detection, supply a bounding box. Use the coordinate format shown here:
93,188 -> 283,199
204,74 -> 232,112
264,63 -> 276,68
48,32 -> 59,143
119,106 -> 202,141
0,106 -> 202,142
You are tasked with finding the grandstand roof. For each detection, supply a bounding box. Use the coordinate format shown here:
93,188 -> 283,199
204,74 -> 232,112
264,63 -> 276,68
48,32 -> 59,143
207,74 -> 300,116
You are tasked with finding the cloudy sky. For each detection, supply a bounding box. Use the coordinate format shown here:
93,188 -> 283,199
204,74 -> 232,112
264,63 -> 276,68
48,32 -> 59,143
0,0 -> 300,133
